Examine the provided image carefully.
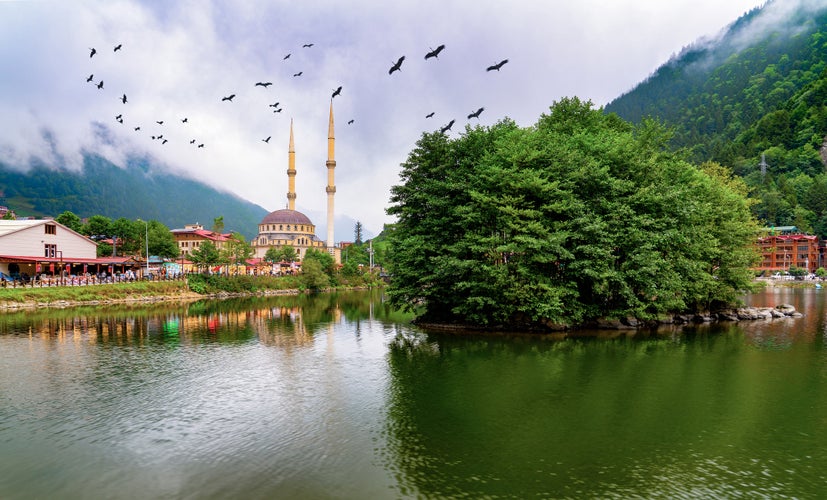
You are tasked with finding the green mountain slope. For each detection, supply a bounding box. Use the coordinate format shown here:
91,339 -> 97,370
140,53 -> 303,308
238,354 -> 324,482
0,154 -> 267,240
605,1 -> 827,237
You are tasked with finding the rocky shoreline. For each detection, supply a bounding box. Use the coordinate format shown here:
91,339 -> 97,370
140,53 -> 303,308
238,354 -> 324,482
417,304 -> 804,332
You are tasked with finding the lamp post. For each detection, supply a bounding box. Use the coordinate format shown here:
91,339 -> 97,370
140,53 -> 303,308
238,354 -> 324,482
56,250 -> 63,286
138,219 -> 149,279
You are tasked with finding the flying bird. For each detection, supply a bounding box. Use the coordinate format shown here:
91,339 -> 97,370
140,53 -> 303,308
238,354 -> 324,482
190,139 -> 196,144
113,44 -> 122,52
89,47 -> 96,58
332,86 -> 342,99
134,127 -> 141,131
486,59 -> 509,71
268,102 -> 280,108
197,143 -> 204,148
120,94 -> 127,104
115,114 -> 122,120
293,72 -> 302,77
302,43 -> 314,48
283,53 -> 291,60
222,94 -> 235,102
156,134 -> 164,140
156,120 -> 164,125
467,107 -> 484,120
424,44 -> 445,60
389,55 -> 405,75
86,74 -> 94,82
255,82 -> 273,88
440,119 -> 455,133
425,112 -> 435,118
273,108 -> 283,113
162,139 -> 168,144
181,117 -> 188,123
347,119 -> 354,125
263,136 -> 271,143
96,80 -> 104,89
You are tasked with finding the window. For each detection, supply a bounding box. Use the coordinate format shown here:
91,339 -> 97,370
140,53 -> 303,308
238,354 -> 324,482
44,244 -> 56,258
44,224 -> 56,235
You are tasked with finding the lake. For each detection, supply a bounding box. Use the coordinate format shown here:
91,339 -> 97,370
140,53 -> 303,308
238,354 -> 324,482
1,287 -> 826,498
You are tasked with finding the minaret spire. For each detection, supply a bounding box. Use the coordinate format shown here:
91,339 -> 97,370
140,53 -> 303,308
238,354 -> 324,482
287,118 -> 296,211
326,99 -> 336,248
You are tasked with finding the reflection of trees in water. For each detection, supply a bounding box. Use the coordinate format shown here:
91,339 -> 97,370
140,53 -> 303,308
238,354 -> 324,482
0,291 -> 408,349
383,327 -> 827,498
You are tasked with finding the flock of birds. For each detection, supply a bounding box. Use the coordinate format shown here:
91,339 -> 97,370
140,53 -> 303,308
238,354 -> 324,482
385,45 -> 509,133
85,40 -> 509,151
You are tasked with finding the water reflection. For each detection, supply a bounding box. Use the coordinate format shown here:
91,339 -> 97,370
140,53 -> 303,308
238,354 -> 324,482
0,289 -> 409,348
384,297 -> 827,499
3,288 -> 827,498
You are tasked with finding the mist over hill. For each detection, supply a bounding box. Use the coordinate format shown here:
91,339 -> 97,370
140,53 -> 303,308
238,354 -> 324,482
605,0 -> 827,237
0,153 -> 371,242
0,154 -> 268,239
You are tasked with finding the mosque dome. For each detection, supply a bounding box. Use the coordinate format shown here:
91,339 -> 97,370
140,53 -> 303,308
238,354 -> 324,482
260,209 -> 314,226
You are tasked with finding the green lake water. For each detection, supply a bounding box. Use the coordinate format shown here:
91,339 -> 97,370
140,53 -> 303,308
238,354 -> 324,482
1,287 -> 826,498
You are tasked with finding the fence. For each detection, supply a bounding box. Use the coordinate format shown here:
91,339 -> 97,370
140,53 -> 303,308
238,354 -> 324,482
1,273 -> 188,288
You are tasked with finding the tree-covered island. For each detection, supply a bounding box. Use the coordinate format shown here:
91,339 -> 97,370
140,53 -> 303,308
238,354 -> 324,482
386,98 -> 760,330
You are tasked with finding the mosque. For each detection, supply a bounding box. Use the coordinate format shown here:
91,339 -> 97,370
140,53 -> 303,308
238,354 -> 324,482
251,102 -> 342,265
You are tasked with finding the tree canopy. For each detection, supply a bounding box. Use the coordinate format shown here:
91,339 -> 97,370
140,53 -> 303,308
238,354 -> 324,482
387,98 -> 759,328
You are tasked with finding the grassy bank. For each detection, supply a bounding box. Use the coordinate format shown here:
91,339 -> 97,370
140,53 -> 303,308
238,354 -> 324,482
0,273 -> 382,310
0,280 -> 193,305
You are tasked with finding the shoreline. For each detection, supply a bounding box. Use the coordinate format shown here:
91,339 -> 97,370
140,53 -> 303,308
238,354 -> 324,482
0,287 -> 309,312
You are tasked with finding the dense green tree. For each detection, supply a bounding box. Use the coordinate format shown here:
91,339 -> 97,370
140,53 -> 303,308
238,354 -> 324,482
147,220 -> 179,258
55,211 -> 83,232
299,258 -> 330,291
264,245 -> 297,263
303,248 -> 335,276
189,241 -> 221,270
83,215 -> 112,240
112,217 -> 139,255
222,232 -> 254,265
387,98 -> 759,328
212,216 -> 225,234
263,247 -> 281,264
342,243 -> 369,267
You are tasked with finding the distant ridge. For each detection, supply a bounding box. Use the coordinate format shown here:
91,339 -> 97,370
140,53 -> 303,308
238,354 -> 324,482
0,154 -> 268,240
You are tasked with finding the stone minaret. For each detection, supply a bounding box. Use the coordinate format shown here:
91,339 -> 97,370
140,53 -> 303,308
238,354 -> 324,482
325,100 -> 336,248
287,119 -> 297,210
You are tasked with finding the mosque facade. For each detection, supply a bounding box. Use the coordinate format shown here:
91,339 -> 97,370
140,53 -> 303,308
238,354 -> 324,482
251,102 -> 342,264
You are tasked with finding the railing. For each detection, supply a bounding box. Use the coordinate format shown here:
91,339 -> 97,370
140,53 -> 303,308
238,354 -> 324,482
1,273 -> 189,288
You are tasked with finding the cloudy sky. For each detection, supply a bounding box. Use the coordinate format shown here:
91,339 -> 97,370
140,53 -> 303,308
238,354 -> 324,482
0,0 -> 769,238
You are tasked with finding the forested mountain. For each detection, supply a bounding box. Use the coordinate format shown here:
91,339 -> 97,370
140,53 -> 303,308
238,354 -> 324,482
0,154 -> 267,239
605,0 -> 827,237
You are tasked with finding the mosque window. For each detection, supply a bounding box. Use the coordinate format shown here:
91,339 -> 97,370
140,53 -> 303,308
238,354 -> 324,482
279,225 -> 283,231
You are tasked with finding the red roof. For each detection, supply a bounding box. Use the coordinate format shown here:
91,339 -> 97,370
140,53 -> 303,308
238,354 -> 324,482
0,255 -> 137,265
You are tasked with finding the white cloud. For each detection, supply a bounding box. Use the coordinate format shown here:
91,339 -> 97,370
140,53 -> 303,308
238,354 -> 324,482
0,0 -> 768,237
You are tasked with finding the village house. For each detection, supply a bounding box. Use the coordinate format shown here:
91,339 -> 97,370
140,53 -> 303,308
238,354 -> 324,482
754,226 -> 822,274
0,219 -> 136,281
170,223 -> 231,259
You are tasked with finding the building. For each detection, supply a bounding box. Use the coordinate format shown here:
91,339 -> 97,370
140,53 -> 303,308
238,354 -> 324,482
755,231 -> 821,273
0,219 -> 134,278
170,223 -> 232,258
252,103 -> 342,264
